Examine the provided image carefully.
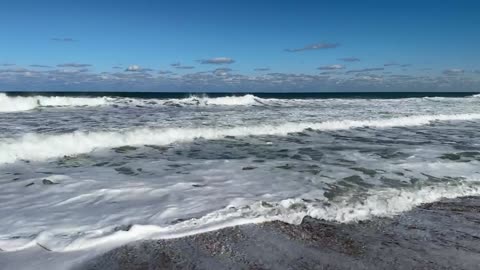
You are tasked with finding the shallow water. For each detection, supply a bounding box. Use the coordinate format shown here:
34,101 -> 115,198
1,92 -> 480,268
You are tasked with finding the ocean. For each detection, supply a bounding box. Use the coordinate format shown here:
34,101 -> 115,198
1,92 -> 480,268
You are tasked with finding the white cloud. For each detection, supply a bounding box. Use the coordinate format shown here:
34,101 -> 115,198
318,64 -> 345,70
125,65 -> 141,72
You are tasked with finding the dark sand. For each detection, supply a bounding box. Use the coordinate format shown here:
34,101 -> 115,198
79,196 -> 480,270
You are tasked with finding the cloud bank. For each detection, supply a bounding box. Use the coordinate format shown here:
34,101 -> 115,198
1,64 -> 478,93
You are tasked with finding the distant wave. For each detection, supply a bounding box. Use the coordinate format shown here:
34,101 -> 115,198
132,94 -> 263,107
0,93 -> 109,112
3,93 -> 478,112
187,94 -> 260,106
114,93 -> 480,108
1,113 -> 480,164
423,94 -> 480,101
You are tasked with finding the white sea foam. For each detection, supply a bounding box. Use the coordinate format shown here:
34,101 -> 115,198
2,177 -> 478,270
1,179 -> 479,253
1,113 -> 479,164
0,93 -> 109,112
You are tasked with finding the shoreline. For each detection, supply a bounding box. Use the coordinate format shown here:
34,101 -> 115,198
79,196 -> 480,270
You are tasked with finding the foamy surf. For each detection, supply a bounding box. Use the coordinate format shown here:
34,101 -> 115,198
1,92 -> 480,270
0,93 -> 109,112
0,113 -> 479,164
64,180 -> 480,251
1,179 -> 479,253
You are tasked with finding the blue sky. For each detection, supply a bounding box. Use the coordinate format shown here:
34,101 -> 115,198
0,0 -> 479,91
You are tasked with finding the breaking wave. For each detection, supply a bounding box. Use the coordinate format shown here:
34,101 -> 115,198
1,113 -> 480,164
128,94 -> 262,107
3,179 -> 479,252
3,93 -> 479,111
114,93 -> 480,108
186,94 -> 260,106
0,93 -> 109,112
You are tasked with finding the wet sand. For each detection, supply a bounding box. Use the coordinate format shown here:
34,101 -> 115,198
80,196 -> 480,270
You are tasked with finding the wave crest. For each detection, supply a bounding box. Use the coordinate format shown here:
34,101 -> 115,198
0,93 -> 109,112
156,94 -> 261,107
1,113 -> 479,164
